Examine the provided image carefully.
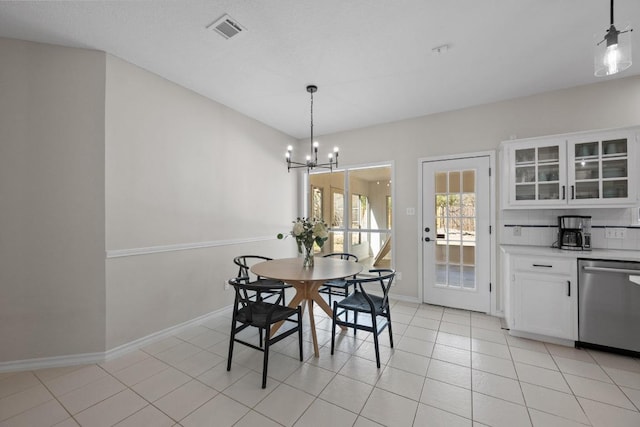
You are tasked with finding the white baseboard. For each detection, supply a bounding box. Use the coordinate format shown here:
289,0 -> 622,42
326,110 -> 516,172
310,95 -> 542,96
389,293 -> 420,304
0,306 -> 231,373
508,329 -> 575,347
0,351 -> 107,374
103,306 -> 231,362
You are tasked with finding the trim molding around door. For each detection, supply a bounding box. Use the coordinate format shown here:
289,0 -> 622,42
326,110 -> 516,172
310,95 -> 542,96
417,151 -> 498,316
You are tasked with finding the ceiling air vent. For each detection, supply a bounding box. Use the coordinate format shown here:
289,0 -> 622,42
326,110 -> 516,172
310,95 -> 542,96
208,14 -> 245,39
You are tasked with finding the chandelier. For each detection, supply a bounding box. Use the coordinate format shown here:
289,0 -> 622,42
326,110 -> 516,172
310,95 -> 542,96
594,0 -> 633,77
286,85 -> 339,172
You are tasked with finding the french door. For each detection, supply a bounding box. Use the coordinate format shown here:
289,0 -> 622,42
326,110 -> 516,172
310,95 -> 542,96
422,156 -> 491,312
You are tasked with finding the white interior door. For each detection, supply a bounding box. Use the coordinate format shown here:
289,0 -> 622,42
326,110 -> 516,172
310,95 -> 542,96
422,156 -> 491,312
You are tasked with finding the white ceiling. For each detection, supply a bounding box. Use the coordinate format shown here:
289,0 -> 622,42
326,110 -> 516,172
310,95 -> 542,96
0,1 -> 638,139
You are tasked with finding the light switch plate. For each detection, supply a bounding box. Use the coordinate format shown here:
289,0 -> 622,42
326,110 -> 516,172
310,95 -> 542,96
406,208 -> 415,216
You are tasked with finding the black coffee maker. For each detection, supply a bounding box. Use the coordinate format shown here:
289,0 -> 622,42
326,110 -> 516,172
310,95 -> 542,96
557,215 -> 592,250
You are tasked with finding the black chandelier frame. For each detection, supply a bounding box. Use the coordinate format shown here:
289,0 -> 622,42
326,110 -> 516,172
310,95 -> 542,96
286,85 -> 339,173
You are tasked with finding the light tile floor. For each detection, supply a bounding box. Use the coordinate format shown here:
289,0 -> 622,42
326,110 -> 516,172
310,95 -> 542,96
1,300 -> 640,426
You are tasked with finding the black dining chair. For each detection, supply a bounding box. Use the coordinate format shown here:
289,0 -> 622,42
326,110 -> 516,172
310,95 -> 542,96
227,277 -> 303,388
233,255 -> 291,303
318,253 -> 359,305
330,269 -> 395,368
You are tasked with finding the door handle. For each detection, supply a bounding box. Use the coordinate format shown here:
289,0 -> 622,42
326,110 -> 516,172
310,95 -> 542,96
424,237 -> 431,242
562,185 -> 566,200
567,280 -> 571,297
571,185 -> 575,200
532,264 -> 553,268
583,266 -> 640,275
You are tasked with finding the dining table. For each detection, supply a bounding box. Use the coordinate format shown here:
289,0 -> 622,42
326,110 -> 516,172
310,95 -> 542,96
251,256 -> 363,357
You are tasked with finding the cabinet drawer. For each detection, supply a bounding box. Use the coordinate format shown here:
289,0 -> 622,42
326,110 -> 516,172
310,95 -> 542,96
513,256 -> 574,275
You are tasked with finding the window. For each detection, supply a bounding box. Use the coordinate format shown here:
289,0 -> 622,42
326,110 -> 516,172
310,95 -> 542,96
386,196 -> 392,230
308,164 -> 392,269
351,194 -> 368,245
311,186 -> 323,221
331,188 -> 344,227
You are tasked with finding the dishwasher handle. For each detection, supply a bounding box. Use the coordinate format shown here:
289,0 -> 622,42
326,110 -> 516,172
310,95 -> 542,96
582,266 -> 640,275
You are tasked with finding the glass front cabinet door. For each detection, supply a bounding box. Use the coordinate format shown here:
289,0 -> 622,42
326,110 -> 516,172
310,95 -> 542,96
507,139 -> 567,206
504,128 -> 638,209
567,130 -> 637,206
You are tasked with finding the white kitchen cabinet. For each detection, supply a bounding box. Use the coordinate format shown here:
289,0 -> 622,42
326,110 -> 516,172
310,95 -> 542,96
567,129 -> 637,205
501,127 -> 639,209
506,138 -> 567,206
509,255 -> 577,340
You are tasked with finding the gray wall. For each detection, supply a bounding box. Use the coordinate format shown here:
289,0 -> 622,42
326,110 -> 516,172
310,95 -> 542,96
104,56 -> 298,348
0,39 -> 106,361
2,34 -> 639,362
0,39 -> 299,363
314,75 -> 640,302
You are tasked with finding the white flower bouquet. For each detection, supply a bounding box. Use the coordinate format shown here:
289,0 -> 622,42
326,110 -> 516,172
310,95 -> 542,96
278,217 -> 329,267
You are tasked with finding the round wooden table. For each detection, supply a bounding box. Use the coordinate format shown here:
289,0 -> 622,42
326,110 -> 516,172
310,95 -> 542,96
251,257 -> 363,357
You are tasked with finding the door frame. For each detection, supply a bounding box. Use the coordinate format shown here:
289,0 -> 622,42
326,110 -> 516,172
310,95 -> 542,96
417,151 -> 498,315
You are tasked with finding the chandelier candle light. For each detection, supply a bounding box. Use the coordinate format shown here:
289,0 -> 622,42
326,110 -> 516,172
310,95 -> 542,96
286,85 -> 339,172
595,0 -> 633,76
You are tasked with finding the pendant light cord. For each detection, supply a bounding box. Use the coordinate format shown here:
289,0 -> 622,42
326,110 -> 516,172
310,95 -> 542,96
309,89 -> 314,158
610,0 -> 614,26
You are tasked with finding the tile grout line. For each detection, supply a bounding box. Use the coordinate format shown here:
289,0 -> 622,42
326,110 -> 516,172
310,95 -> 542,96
4,300 -> 640,425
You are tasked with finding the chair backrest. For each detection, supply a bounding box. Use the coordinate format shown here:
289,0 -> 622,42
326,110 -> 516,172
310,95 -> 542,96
347,269 -> 395,308
228,276 -> 288,319
323,252 -> 359,262
233,255 -> 273,282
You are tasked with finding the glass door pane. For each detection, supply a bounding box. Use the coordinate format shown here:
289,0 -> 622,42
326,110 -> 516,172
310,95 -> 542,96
513,143 -> 562,203
602,139 -> 628,199
434,170 -> 476,290
570,136 -> 629,202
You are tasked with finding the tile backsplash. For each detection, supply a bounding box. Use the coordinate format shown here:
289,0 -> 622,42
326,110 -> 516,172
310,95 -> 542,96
499,207 -> 640,250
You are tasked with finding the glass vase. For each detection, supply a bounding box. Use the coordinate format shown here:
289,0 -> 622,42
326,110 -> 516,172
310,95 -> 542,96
302,244 -> 314,268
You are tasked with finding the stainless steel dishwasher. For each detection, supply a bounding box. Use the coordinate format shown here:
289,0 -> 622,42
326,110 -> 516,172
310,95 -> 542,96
578,259 -> 640,355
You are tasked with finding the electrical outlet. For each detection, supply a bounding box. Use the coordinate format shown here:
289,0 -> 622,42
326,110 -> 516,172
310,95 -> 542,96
605,228 -> 626,239
513,226 -> 522,237
396,272 -> 402,281
224,280 -> 230,290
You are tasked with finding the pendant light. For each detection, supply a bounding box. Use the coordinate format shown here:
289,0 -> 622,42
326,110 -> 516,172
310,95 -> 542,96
286,85 -> 339,172
594,0 -> 633,77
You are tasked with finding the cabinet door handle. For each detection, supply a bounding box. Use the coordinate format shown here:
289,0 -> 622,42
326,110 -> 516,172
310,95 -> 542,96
532,264 -> 553,268
571,185 -> 575,200
562,185 -> 566,200
567,280 -> 571,297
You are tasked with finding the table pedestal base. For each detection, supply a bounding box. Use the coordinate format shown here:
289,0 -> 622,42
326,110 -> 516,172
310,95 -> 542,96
271,280 -> 346,357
